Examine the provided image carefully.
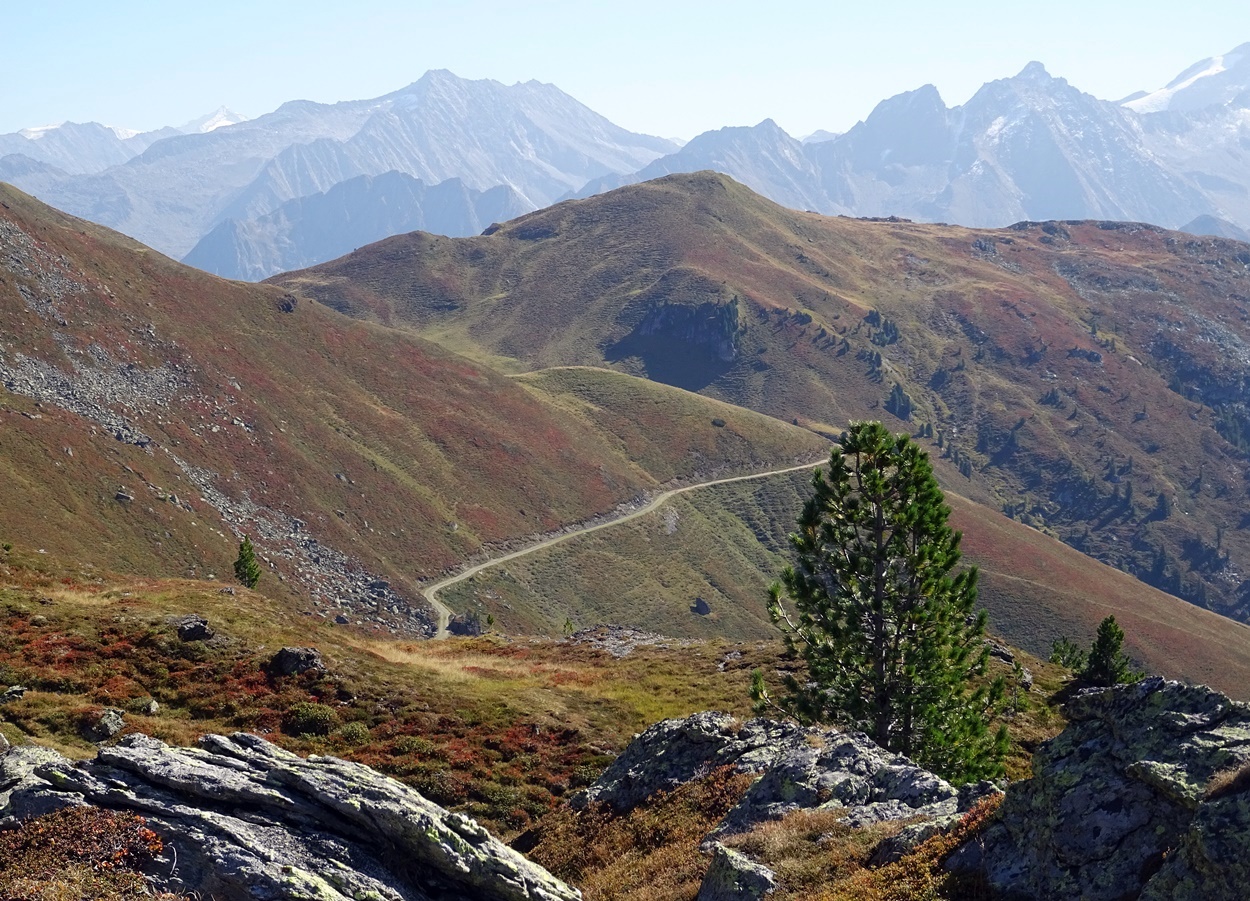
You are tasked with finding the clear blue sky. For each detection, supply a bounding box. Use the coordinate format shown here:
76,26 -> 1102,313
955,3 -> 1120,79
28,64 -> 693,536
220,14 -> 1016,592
5,0 -> 1249,140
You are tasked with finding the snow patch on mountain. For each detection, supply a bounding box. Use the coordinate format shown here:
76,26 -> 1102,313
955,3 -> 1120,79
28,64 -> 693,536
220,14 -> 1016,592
1125,43 -> 1250,113
178,107 -> 250,134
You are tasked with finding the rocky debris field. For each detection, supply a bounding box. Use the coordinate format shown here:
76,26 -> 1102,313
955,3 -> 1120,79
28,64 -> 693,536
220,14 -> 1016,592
0,213 -> 433,638
0,731 -> 579,901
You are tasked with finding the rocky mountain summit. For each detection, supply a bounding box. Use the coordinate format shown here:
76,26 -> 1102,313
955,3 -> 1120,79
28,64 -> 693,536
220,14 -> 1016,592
0,731 -> 579,901
4,70 -> 675,260
570,678 -> 1250,900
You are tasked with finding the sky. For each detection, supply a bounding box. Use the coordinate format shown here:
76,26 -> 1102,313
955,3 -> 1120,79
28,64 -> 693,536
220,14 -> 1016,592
4,1 -> 1250,140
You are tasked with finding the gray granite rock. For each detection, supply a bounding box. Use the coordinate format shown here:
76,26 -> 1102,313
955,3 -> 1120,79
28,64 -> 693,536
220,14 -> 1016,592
696,842 -> 776,901
80,706 -> 125,742
576,712 -> 997,844
0,732 -> 579,901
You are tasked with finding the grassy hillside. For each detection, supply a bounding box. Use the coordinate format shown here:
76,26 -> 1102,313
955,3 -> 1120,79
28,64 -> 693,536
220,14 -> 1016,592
0,183 -> 822,632
278,172 -> 1250,623
0,545 -> 777,834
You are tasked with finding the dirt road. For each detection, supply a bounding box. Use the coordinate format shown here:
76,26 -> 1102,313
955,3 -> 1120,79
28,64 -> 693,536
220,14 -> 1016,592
420,455 -> 825,638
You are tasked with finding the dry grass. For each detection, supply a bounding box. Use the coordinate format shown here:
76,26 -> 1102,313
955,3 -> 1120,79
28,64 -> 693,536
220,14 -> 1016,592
724,809 -> 905,892
1205,759 -> 1250,801
527,767 -> 756,901
0,551 -> 774,834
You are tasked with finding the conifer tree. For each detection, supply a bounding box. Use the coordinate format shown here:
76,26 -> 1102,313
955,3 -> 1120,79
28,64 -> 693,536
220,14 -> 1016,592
1080,615 -> 1139,687
234,536 -> 261,589
755,421 -> 1007,782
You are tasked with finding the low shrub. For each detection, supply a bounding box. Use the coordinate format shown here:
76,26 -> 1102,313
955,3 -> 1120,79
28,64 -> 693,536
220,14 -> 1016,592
0,805 -> 188,900
282,701 -> 338,736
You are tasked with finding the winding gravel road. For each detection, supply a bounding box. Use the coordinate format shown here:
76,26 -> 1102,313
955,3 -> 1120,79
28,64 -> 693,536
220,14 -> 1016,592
421,455 -> 827,638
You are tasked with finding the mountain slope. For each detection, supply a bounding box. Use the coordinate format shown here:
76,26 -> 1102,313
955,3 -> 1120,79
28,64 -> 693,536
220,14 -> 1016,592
0,182 -> 823,635
183,172 -> 531,280
277,172 -> 1250,623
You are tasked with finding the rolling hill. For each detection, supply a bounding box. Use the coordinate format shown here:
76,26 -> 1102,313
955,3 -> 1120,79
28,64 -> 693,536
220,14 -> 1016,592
8,174 -> 1250,695
277,171 -> 1250,626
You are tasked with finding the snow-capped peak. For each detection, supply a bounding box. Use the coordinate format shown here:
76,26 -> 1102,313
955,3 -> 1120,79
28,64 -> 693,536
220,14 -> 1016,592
177,106 -> 249,134
17,124 -> 61,140
1125,43 -> 1250,114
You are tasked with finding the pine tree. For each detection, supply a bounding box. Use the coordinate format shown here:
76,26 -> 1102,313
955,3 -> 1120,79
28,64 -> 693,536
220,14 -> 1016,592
755,421 -> 1007,783
1080,615 -> 1139,687
234,536 -> 261,589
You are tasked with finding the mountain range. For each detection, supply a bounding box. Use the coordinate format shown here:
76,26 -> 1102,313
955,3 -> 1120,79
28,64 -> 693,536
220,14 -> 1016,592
4,46 -> 1250,283
182,172 -> 531,280
0,71 -> 676,260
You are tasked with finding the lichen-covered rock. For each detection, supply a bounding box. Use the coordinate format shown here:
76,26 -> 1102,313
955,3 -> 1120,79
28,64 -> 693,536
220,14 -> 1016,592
713,730 -> 988,837
975,677 -> 1250,901
1138,789 -> 1250,901
572,712 -> 805,813
80,706 -> 125,742
696,842 -> 777,901
173,613 -> 214,642
0,732 -> 580,901
0,745 -> 84,823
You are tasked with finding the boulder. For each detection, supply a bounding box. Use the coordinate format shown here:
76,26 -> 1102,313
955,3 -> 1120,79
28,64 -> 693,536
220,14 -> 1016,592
971,677 -> 1250,900
572,712 -> 804,813
173,613 -> 214,642
696,842 -> 777,901
576,712 -> 999,839
0,685 -> 27,704
80,707 -> 125,743
0,732 -> 580,901
269,646 -> 325,676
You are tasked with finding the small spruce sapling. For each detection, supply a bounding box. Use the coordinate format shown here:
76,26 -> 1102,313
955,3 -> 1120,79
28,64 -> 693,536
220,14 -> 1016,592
234,536 -> 262,589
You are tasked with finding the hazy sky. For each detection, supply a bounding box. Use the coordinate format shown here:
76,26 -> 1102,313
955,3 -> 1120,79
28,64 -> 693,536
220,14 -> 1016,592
5,1 -> 1249,139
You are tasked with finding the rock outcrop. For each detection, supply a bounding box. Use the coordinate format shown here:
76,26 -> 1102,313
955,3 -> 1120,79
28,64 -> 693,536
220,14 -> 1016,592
575,712 -> 998,900
964,677 -> 1250,900
577,711 -> 996,839
0,732 -> 579,901
696,843 -> 777,901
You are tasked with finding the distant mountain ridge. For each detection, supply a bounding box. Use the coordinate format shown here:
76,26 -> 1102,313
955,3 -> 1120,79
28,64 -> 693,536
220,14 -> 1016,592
184,172 -> 531,280
5,49 -> 1250,283
0,107 -> 250,175
577,61 -> 1222,231
3,71 -> 677,259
